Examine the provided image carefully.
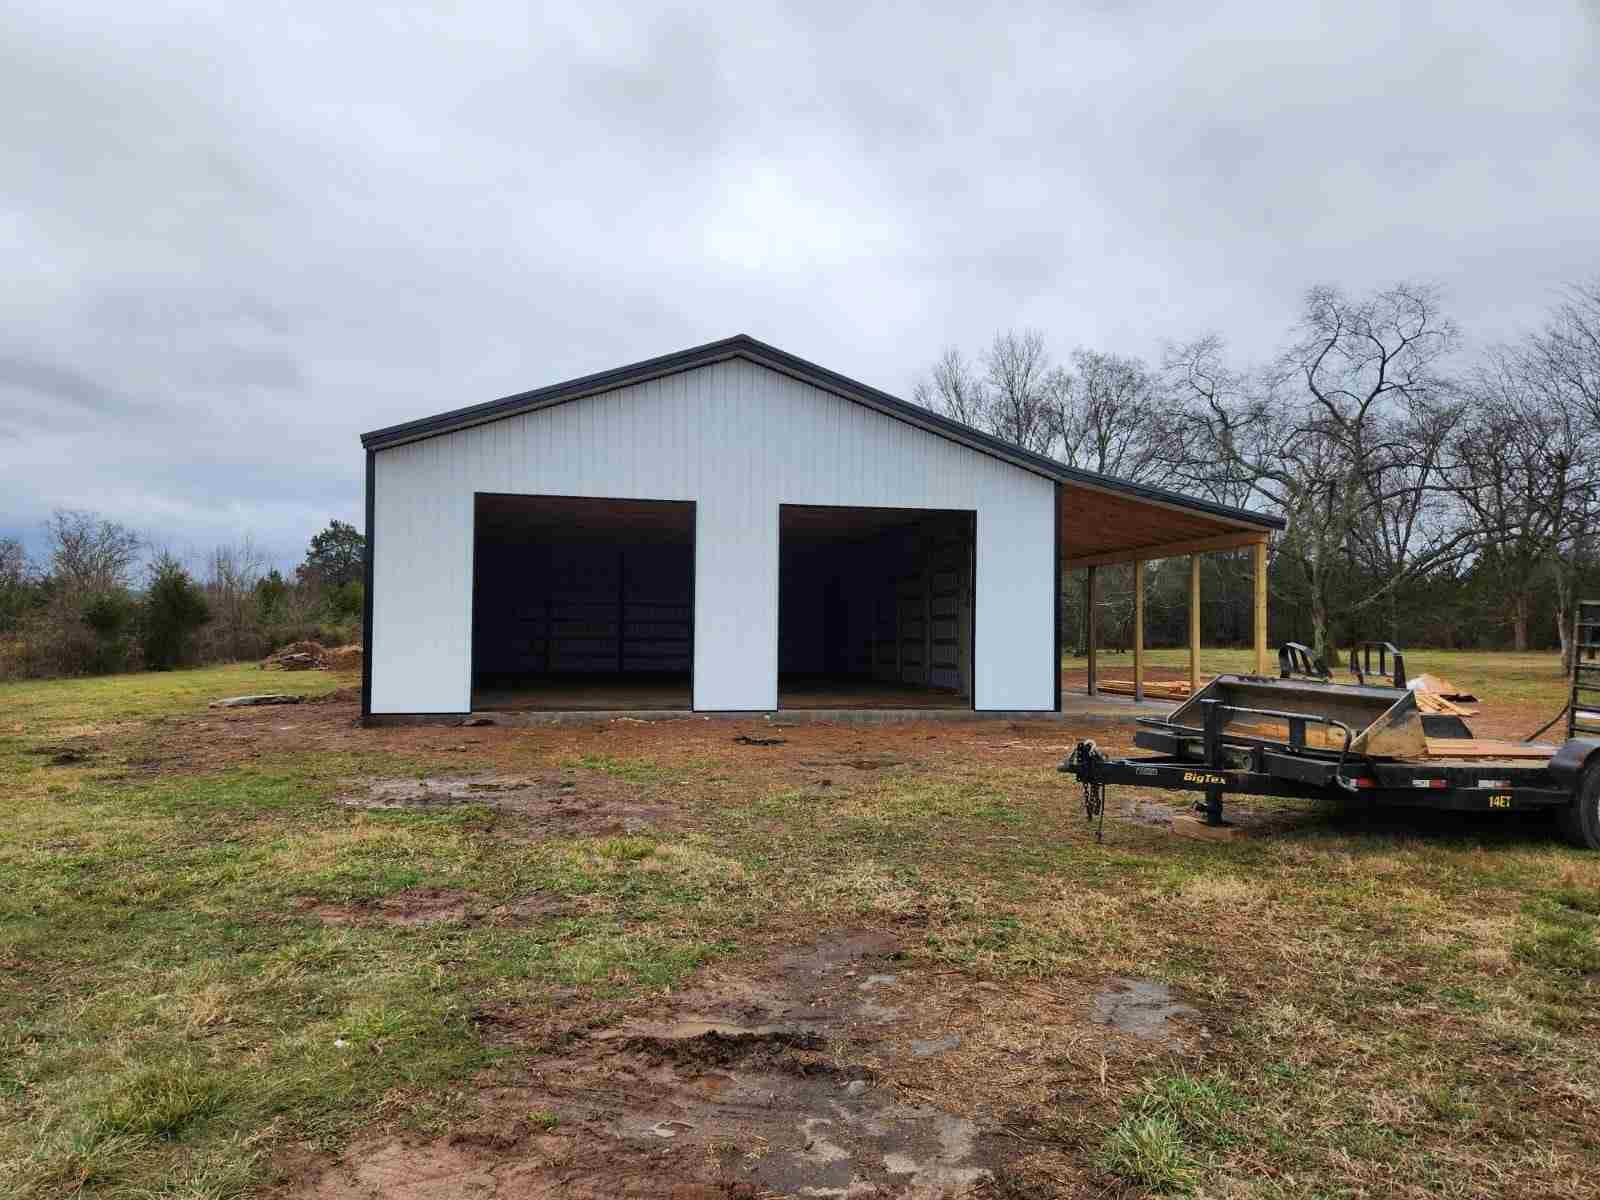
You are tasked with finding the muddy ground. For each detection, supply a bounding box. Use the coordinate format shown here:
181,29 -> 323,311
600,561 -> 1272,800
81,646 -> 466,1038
163,698 -> 1196,1198
288,928 -> 1204,1199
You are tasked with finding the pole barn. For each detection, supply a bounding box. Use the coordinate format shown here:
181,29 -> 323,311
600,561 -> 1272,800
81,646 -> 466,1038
359,336 -> 1281,720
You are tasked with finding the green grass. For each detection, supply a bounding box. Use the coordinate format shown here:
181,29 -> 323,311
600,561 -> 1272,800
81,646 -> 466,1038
4,657 -> 1600,1197
0,696 -> 736,1196
1097,1114 -> 1197,1193
0,662 -> 350,736
564,753 -> 672,785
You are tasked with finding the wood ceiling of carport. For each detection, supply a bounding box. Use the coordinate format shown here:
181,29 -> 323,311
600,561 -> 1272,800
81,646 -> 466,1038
1059,481 -> 1269,567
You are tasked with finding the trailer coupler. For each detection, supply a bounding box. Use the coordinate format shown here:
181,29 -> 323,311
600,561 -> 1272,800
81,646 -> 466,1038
1062,739 -> 1236,834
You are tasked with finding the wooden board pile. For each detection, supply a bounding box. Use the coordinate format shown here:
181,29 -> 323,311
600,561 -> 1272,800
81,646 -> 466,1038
1096,678 -> 1198,701
1407,673 -> 1478,717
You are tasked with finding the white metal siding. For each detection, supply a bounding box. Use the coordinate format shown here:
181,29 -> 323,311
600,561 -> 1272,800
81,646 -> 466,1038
370,358 -> 1056,712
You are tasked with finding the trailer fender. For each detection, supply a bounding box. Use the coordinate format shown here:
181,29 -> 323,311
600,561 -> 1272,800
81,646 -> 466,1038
1548,739 -> 1600,791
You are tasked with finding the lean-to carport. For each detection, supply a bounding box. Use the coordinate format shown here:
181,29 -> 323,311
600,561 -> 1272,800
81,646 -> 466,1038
1058,478 -> 1273,702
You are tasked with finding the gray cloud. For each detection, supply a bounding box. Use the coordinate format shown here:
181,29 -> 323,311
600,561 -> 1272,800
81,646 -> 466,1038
0,354 -> 114,412
2,0 -> 1597,566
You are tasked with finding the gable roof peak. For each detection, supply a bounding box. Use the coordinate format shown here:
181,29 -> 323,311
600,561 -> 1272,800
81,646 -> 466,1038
360,334 -> 1281,532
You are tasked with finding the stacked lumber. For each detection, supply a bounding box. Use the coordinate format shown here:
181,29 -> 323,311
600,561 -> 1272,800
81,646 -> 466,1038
1408,672 -> 1479,716
1423,737 -> 1556,760
1412,690 -> 1477,717
1096,678 -> 1199,702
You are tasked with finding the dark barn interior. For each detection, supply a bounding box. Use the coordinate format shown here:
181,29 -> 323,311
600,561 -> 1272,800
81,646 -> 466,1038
778,504 -> 973,709
471,494 -> 695,710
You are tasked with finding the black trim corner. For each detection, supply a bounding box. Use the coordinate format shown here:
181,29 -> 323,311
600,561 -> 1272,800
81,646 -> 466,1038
361,448 -> 375,726
1054,483 -> 1063,714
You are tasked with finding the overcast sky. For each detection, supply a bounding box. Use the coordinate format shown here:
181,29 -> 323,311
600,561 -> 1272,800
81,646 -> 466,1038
4,1 -> 1598,571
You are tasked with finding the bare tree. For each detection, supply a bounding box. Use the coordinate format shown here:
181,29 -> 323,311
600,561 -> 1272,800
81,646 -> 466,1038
1054,348 -> 1170,483
204,538 -> 271,660
1529,279 -> 1600,427
0,537 -> 35,637
980,330 -> 1062,455
1445,352 -> 1592,652
912,347 -> 988,428
1289,284 -> 1467,641
45,510 -> 141,593
1166,284 -> 1468,662
913,329 -> 1065,456
0,538 -> 28,586
1162,335 -> 1264,510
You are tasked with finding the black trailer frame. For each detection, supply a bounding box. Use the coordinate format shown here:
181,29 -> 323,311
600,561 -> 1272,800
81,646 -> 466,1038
1060,687 -> 1593,838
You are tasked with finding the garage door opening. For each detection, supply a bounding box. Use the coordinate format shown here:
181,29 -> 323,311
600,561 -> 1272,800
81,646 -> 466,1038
471,494 -> 694,711
778,504 -> 973,710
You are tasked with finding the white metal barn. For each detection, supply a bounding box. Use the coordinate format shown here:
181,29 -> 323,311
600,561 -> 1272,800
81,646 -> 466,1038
359,336 -> 1280,720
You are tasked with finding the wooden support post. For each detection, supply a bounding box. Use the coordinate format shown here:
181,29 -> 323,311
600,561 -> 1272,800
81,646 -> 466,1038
1253,538 -> 1269,676
1188,555 -> 1201,692
1133,559 -> 1145,702
1086,565 -> 1099,696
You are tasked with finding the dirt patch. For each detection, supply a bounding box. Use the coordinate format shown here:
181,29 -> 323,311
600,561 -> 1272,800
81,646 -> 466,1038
488,893 -> 576,924
292,887 -> 475,927
340,772 -> 680,839
292,930 -> 1017,1198
1116,792 -> 1325,839
1122,797 -> 1177,828
293,1133 -> 748,1199
28,743 -> 96,766
1090,978 -> 1198,1045
113,683 -> 1140,802
798,757 -> 907,772
291,888 -> 575,929
310,686 -> 363,705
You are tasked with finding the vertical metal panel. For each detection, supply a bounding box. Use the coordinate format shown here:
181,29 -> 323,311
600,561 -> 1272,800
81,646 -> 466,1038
369,359 -> 1056,713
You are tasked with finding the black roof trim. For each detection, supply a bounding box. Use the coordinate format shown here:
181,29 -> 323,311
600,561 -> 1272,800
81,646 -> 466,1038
360,334 -> 1284,532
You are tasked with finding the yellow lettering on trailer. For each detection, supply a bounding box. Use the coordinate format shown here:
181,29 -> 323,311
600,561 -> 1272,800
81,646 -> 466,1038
1182,772 -> 1228,786
1488,794 -> 1512,808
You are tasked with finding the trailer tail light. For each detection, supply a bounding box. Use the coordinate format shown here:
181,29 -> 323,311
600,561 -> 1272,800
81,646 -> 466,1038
1410,779 -> 1449,790
1355,777 -> 1377,789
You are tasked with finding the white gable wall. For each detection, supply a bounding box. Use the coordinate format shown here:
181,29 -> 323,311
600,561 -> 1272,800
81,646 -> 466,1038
370,358 -> 1057,713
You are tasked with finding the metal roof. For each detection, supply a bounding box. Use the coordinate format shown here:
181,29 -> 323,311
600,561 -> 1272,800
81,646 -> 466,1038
360,334 -> 1283,532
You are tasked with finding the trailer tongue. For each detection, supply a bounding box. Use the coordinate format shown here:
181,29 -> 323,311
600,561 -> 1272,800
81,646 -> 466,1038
1060,648 -> 1600,848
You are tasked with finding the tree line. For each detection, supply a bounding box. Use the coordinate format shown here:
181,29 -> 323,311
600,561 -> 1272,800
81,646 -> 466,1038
0,514 -> 365,678
914,280 -> 1600,665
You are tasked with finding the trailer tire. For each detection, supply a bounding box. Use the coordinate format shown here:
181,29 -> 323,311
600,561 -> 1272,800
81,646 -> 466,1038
1558,764 -> 1600,850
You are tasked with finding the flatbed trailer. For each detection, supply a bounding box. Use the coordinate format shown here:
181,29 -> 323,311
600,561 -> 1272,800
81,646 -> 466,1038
1059,645 -> 1600,849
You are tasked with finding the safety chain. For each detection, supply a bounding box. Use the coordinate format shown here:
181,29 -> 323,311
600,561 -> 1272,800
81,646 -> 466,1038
1068,740 -> 1109,844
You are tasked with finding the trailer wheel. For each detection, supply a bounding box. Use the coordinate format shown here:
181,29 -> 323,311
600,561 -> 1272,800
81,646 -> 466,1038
1558,763 -> 1600,850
